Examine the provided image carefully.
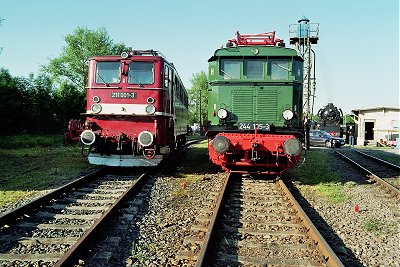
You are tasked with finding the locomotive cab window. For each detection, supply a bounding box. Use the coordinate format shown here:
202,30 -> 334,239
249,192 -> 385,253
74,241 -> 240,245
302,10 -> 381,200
269,59 -> 290,80
220,59 -> 240,79
128,62 -> 154,85
244,59 -> 264,79
96,62 -> 121,84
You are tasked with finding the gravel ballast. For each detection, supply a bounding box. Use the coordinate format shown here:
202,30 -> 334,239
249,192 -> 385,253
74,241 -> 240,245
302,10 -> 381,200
290,148 -> 399,267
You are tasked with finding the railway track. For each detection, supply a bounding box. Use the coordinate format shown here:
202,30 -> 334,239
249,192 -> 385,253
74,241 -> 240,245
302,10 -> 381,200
177,174 -> 343,266
0,168 -> 150,266
335,149 -> 400,198
0,138 -> 205,266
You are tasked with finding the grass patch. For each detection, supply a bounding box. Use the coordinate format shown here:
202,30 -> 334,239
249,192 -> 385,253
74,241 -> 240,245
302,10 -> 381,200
179,141 -> 220,174
313,182 -> 351,203
0,135 -> 96,210
290,149 -> 340,185
0,135 -> 62,149
288,149 -> 350,203
174,174 -> 202,183
0,190 -> 38,207
363,218 -> 397,235
169,174 -> 202,201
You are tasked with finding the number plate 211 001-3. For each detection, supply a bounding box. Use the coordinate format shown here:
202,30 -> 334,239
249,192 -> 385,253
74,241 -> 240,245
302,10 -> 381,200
238,122 -> 270,131
111,92 -> 136,98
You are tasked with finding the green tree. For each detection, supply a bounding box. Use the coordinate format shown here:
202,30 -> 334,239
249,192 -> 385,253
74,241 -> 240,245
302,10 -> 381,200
0,68 -> 22,134
343,114 -> 354,124
13,72 -> 57,134
45,27 -> 127,133
47,27 -> 127,90
187,71 -> 208,125
0,69 -> 59,134
54,81 -> 86,130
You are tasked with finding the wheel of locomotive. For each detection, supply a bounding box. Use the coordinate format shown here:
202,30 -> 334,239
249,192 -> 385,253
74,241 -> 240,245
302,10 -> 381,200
325,140 -> 332,148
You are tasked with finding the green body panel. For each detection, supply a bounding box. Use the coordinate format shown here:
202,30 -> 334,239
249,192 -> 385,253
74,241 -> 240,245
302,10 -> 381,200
208,84 -> 302,127
207,45 -> 303,130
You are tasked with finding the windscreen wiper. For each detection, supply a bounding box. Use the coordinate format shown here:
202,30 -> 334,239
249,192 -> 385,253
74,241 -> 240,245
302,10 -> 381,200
220,69 -> 233,79
129,75 -> 144,88
97,74 -> 109,87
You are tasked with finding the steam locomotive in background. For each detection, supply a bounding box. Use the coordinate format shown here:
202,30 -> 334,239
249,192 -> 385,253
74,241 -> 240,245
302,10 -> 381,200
72,50 -> 188,167
205,31 -> 305,176
316,103 -> 343,137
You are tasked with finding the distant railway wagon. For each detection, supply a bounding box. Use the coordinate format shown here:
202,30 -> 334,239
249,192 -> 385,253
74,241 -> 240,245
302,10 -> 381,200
205,32 -> 305,175
78,50 -> 188,167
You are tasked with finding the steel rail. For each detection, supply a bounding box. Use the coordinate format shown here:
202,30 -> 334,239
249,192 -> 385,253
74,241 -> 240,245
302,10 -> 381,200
0,168 -> 106,227
278,179 -> 344,267
185,137 -> 207,146
356,150 -> 400,170
54,171 -> 149,267
335,150 -> 400,198
195,173 -> 232,267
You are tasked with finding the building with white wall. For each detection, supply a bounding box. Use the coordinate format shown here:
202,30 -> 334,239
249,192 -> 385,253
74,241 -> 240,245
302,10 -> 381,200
351,107 -> 400,146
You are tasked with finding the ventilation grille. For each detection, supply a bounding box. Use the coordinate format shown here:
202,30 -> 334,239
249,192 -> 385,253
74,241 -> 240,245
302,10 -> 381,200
232,87 -> 278,122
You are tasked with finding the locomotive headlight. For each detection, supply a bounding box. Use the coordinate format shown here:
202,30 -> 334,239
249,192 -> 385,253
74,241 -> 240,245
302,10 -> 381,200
121,51 -> 129,58
80,130 -> 96,146
212,136 -> 230,154
138,131 -> 154,147
283,138 -> 302,157
147,97 -> 155,104
217,108 -> 228,119
145,105 -> 156,115
91,103 -> 102,114
92,96 -> 101,103
282,109 -> 294,120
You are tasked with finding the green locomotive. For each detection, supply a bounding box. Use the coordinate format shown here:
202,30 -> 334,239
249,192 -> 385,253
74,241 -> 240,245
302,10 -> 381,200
205,31 -> 305,175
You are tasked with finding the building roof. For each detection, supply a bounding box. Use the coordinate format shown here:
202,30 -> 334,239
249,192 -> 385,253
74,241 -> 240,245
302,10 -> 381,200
352,107 -> 400,114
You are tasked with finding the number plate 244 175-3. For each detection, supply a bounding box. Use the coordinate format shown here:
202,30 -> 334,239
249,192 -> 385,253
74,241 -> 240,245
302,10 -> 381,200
239,122 -> 270,131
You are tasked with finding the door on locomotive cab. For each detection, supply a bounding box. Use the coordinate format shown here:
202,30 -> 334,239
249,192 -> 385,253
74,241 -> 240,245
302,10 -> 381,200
164,64 -> 172,114
164,64 -> 174,143
171,71 -> 177,137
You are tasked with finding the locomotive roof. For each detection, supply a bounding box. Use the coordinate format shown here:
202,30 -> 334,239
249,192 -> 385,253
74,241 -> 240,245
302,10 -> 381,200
89,50 -> 171,63
89,54 -> 165,61
88,53 -> 177,70
208,46 -> 302,62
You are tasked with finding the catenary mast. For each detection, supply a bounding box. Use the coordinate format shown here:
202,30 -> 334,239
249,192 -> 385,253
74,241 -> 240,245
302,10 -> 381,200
289,16 -> 319,148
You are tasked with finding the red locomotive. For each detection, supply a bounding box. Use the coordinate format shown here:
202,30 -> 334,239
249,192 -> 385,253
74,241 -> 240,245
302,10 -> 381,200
78,50 -> 188,166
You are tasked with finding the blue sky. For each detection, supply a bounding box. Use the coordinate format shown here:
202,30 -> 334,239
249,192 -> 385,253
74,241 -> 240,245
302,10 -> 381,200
0,0 -> 398,114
